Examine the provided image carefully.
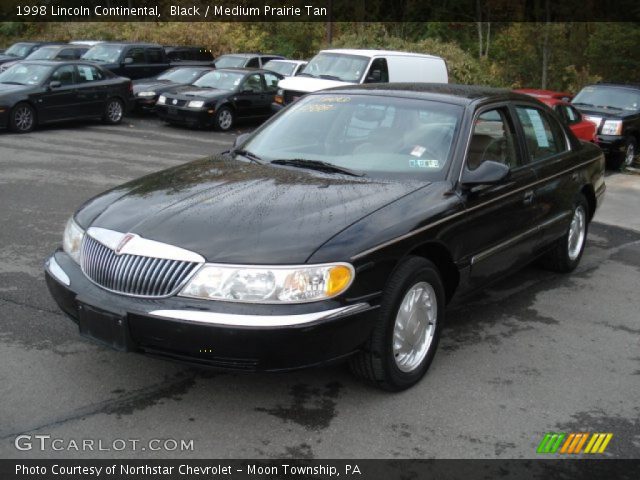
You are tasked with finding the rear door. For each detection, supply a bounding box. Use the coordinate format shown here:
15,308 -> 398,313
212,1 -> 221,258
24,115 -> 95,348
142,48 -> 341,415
76,64 -> 109,116
457,105 -> 538,289
513,104 -> 579,249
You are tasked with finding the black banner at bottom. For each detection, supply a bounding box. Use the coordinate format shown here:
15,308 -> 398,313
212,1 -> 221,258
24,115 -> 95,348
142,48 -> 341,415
2,459 -> 640,480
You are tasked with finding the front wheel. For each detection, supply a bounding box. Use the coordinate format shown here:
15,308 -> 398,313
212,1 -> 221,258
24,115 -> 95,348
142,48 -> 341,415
539,195 -> 589,273
10,102 -> 36,133
349,256 -> 445,391
102,98 -> 124,124
214,106 -> 234,131
623,137 -> 637,168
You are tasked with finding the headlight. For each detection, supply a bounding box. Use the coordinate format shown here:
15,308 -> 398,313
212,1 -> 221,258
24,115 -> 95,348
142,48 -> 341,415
583,115 -> 602,127
62,217 -> 84,264
137,91 -> 156,97
601,119 -> 623,135
180,263 -> 354,303
157,95 -> 166,105
187,100 -> 205,108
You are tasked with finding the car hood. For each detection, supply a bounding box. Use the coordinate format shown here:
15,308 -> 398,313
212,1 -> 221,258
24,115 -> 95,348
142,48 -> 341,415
0,55 -> 20,63
0,82 -> 31,94
278,76 -> 354,94
164,86 -> 230,100
573,105 -> 638,120
76,156 -> 429,264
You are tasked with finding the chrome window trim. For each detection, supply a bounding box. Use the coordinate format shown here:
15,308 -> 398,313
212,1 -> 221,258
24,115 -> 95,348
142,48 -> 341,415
351,159 -> 594,261
86,227 -> 205,263
148,302 -> 373,328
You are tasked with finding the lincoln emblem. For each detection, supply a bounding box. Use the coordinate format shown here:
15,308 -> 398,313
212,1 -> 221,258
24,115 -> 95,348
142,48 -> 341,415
115,233 -> 135,255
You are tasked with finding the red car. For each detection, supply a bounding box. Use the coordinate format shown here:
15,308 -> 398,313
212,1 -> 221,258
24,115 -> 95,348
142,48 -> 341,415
515,89 -> 597,143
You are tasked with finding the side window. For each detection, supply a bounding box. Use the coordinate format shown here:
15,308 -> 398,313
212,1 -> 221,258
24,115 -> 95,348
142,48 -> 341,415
245,57 -> 260,68
77,65 -> 104,82
365,58 -> 389,83
146,48 -> 164,64
515,106 -> 567,161
50,65 -> 76,86
564,105 -> 581,124
242,74 -> 263,93
126,48 -> 146,64
467,108 -> 519,170
57,48 -> 76,60
263,73 -> 280,91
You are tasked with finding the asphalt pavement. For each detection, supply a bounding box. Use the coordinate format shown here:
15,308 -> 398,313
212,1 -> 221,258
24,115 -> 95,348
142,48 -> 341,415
0,115 -> 638,459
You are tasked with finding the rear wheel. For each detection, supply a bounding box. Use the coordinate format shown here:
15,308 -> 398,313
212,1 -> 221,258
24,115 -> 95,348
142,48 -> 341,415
539,195 -> 589,273
349,256 -> 444,391
102,97 -> 124,124
9,103 -> 36,133
214,106 -> 234,131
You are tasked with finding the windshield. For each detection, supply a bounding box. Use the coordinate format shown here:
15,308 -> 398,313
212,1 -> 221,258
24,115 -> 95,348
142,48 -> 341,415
243,93 -> 463,180
214,55 -> 246,68
193,70 -> 244,90
0,63 -> 51,85
26,46 -> 58,60
301,53 -> 369,82
264,61 -> 296,76
4,43 -> 33,58
82,44 -> 122,63
573,86 -> 640,111
158,67 -> 208,83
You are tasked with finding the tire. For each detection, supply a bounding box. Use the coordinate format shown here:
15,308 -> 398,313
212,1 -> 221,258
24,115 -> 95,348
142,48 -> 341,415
349,256 -> 445,391
214,106 -> 234,131
539,195 -> 589,273
607,136 -> 636,170
9,102 -> 36,133
102,97 -> 124,125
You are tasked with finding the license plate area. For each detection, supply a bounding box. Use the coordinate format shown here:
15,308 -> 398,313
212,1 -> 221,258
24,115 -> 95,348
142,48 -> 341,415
167,106 -> 178,116
78,303 -> 132,351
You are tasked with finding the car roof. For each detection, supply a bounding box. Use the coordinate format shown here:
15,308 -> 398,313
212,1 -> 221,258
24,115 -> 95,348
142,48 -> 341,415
214,67 -> 273,74
585,83 -> 640,91
265,59 -> 306,64
319,83 -> 527,106
218,53 -> 283,58
321,48 -> 443,60
20,60 -> 100,66
91,42 -> 163,47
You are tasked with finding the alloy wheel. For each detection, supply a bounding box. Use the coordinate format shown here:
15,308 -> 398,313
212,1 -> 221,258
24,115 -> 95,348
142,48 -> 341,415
624,143 -> 635,167
567,205 -> 586,261
14,106 -> 34,132
218,110 -> 233,130
107,100 -> 123,123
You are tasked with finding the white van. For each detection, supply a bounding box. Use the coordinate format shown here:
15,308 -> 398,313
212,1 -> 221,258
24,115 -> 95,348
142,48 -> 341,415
274,49 -> 448,109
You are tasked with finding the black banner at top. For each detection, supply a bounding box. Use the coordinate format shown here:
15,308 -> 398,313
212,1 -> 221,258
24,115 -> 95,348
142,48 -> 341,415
1,0 -> 640,22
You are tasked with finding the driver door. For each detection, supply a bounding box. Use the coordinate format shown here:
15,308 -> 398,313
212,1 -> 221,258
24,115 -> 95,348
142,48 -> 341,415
235,73 -> 264,117
38,64 -> 81,122
457,105 -> 538,290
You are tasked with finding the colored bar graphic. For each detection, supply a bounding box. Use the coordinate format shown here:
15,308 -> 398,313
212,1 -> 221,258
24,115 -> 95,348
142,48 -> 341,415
538,432 -> 613,454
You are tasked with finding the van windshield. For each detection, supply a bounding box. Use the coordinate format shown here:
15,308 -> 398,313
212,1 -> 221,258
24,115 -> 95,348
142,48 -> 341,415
300,53 -> 369,83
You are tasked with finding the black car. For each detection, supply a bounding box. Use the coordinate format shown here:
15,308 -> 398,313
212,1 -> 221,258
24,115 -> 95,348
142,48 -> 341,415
155,68 -> 283,131
164,46 -> 215,63
572,83 -> 640,169
214,53 -> 285,69
132,66 -> 214,110
45,84 -> 605,390
0,41 -> 64,65
0,61 -> 133,133
0,44 -> 90,73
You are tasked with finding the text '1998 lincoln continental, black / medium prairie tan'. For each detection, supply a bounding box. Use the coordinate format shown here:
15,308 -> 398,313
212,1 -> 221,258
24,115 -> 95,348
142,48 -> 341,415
44,84 -> 606,391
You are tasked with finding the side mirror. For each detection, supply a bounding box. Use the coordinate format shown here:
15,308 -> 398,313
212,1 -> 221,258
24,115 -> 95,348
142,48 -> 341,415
123,57 -> 134,65
233,133 -> 251,148
460,160 -> 510,187
366,70 -> 382,83
48,80 -> 62,89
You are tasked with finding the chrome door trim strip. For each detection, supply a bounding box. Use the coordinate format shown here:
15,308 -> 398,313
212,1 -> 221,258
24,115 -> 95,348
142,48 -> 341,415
148,302 -> 373,328
470,211 -> 572,265
351,159 -> 592,261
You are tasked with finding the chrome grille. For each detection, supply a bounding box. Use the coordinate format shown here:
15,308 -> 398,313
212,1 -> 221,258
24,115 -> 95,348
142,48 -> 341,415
80,235 -> 199,297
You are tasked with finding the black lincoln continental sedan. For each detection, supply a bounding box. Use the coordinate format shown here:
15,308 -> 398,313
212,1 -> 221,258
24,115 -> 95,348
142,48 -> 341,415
132,66 -> 214,110
154,68 -> 283,131
45,84 -> 605,390
0,60 -> 132,133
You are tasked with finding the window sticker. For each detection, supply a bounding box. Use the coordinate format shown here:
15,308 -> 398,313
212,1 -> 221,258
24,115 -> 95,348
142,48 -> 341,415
410,145 -> 427,157
409,159 -> 439,169
526,109 -> 550,147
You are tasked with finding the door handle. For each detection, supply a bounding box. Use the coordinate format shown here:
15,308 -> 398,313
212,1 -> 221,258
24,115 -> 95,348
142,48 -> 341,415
571,172 -> 579,181
523,190 -> 535,205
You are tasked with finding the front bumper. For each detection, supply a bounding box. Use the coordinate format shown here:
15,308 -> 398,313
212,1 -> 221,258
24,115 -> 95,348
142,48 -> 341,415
44,250 -> 377,371
594,135 -> 626,157
0,106 -> 9,129
133,96 -> 158,110
155,104 -> 214,127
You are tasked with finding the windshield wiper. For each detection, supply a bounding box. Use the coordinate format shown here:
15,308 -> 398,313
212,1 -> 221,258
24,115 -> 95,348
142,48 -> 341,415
230,149 -> 263,164
296,72 -> 316,78
318,74 -> 343,81
1,81 -> 24,85
572,102 -> 594,107
270,159 -> 364,177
